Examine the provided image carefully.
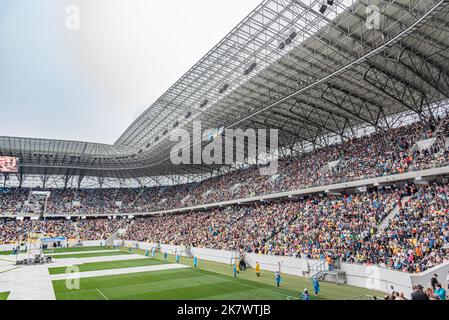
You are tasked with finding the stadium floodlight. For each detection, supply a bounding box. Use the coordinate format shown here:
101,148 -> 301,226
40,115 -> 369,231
289,31 -> 297,40
319,4 -> 327,13
243,62 -> 257,76
218,84 -> 229,94
327,0 -> 334,5
278,41 -> 286,50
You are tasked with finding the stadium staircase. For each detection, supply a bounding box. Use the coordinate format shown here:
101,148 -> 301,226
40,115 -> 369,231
413,138 -> 437,156
129,189 -> 146,208
105,227 -> 128,247
320,160 -> 340,177
308,261 -> 346,285
410,118 -> 448,167
377,196 -> 410,232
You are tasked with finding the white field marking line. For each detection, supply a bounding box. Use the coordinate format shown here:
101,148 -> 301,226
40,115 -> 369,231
48,254 -> 150,269
198,271 -> 294,299
287,296 -> 299,300
50,263 -> 190,281
49,250 -> 120,256
0,266 -> 20,274
96,288 -> 109,300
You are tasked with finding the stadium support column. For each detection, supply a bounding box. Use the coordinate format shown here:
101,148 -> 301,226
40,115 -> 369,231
41,172 -> 48,189
63,173 -> 71,190
18,170 -> 23,188
97,176 -> 104,189
77,175 -> 85,189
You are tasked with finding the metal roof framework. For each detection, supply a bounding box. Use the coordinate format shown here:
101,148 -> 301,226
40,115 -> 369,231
1,0 -> 448,188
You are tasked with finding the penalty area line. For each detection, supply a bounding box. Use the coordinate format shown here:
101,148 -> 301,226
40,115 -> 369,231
96,288 -> 109,300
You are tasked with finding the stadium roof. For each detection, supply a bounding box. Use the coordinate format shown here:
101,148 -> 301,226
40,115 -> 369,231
1,0 -> 448,181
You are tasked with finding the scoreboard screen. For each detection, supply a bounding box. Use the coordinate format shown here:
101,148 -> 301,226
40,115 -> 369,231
0,156 -> 18,173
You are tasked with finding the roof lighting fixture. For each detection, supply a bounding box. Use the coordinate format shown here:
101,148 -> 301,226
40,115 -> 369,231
243,62 -> 257,76
218,84 -> 229,94
319,4 -> 327,13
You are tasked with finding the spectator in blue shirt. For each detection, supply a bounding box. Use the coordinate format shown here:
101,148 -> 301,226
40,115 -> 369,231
435,283 -> 446,300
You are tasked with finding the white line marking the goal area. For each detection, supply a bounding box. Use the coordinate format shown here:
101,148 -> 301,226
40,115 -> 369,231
96,288 -> 109,300
49,250 -> 121,256
50,263 -> 190,281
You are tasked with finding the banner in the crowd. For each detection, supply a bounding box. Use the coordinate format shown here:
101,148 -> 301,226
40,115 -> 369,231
41,237 -> 67,242
0,156 -> 18,173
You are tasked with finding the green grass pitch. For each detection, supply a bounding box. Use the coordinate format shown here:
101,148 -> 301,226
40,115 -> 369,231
0,251 -> 12,256
49,251 -> 130,259
51,248 -> 384,300
44,246 -> 110,254
0,292 -> 10,300
48,258 -> 164,274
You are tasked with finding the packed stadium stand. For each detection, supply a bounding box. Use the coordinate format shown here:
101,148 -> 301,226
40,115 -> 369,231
1,0 -> 449,300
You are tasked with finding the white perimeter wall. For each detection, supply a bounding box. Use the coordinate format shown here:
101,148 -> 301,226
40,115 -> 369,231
3,239 -> 443,298
113,240 -> 449,298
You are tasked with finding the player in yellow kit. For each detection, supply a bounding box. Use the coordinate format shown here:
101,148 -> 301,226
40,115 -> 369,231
255,261 -> 261,277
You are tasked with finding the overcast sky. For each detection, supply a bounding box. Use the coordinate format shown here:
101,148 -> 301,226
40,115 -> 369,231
0,0 -> 262,144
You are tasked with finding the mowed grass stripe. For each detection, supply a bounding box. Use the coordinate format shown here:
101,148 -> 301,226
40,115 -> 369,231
0,252 -> 10,256
53,270 -> 230,300
53,268 -> 203,294
118,281 -> 258,300
52,248 -> 385,300
49,251 -> 130,259
48,258 -> 165,275
146,250 -> 384,300
43,246 -> 111,254
53,267 -> 296,300
0,292 -> 10,300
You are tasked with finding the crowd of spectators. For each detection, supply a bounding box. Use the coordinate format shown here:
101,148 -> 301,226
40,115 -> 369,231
413,115 -> 449,171
1,182 -> 449,274
0,217 -> 127,243
2,117 -> 448,216
0,218 -> 77,243
121,183 -> 449,273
